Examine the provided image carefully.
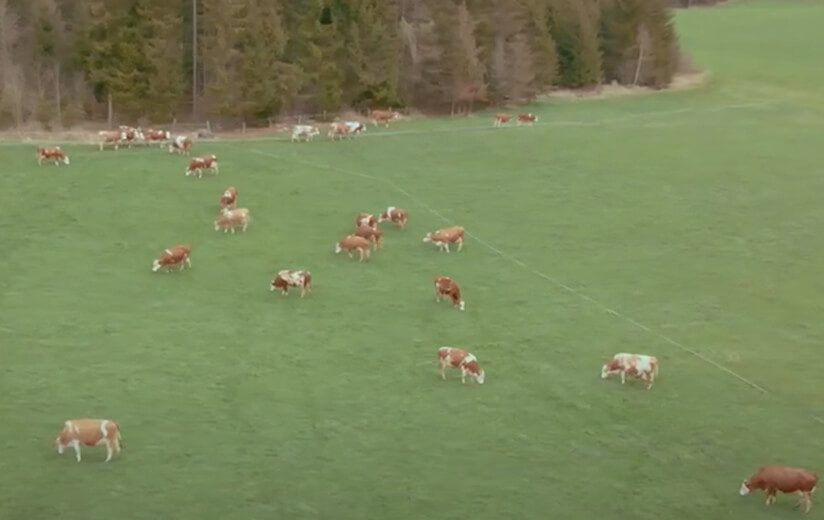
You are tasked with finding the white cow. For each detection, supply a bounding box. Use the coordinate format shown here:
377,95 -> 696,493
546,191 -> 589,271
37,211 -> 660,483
291,125 -> 320,142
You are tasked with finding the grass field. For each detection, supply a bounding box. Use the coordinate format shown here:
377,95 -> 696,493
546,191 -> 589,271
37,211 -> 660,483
3,1 -> 824,519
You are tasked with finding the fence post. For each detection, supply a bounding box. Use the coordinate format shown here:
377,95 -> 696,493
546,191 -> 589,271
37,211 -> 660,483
206,120 -> 211,132
242,121 -> 246,134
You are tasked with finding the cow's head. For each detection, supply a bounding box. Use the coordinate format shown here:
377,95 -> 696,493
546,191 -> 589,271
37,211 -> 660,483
334,242 -> 343,254
422,233 -> 433,244
458,300 -> 465,311
739,480 -> 752,496
214,218 -> 223,231
600,359 -> 620,379
152,259 -> 162,272
62,155 -> 70,165
475,369 -> 485,384
269,279 -> 277,291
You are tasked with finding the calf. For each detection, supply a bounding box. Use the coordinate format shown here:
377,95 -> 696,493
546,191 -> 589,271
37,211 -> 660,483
493,113 -> 511,127
434,276 -> 465,311
55,419 -> 122,462
355,213 -> 377,229
152,244 -> 192,272
169,135 -> 192,155
437,347 -> 485,384
214,208 -> 250,234
98,130 -> 125,151
422,225 -> 465,253
270,269 -> 312,297
186,154 -> 219,178
119,125 -> 144,147
377,206 -> 407,230
517,113 -> 538,125
219,187 -> 238,210
600,353 -> 659,389
36,146 -> 70,166
354,224 -> 383,250
334,234 -> 371,262
370,109 -> 400,127
740,465 -> 818,513
291,125 -> 320,142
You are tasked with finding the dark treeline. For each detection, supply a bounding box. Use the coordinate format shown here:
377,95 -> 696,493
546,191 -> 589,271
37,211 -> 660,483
0,0 -> 685,128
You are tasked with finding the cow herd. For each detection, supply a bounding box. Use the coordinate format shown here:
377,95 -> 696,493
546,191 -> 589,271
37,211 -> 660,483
31,113 -> 819,514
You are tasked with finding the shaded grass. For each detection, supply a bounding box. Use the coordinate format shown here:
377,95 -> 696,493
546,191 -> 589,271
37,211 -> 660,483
2,1 -> 824,519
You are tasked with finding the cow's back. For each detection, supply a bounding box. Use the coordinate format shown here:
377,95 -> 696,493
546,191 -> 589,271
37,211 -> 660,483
758,465 -> 818,492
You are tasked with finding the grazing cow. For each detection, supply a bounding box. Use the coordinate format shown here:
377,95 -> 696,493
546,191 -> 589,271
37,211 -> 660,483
335,234 -> 371,262
214,208 -> 250,234
370,109 -> 400,127
740,465 -> 818,513
219,187 -> 238,210
144,128 -> 171,146
434,276 -> 465,311
355,213 -> 377,229
36,146 -> 70,166
270,269 -> 312,297
55,419 -> 122,463
493,113 -> 512,127
98,130 -> 125,151
169,134 -> 192,155
152,244 -> 192,273
354,224 -> 383,250
422,225 -> 465,253
517,113 -> 538,125
345,121 -> 366,135
377,206 -> 408,230
291,125 -> 321,142
186,154 -> 219,178
437,347 -> 485,384
600,353 -> 659,389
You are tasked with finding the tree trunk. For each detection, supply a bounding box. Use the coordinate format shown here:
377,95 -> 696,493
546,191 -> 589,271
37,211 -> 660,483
54,63 -> 62,127
107,92 -> 113,127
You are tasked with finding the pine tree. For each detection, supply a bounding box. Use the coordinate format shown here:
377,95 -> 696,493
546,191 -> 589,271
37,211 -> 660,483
549,0 -> 603,88
138,0 -> 184,122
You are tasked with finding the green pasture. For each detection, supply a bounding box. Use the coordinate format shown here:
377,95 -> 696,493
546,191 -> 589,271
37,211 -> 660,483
2,1 -> 824,518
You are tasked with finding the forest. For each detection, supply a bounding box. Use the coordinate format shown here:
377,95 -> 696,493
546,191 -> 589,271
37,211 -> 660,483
0,0 -> 689,128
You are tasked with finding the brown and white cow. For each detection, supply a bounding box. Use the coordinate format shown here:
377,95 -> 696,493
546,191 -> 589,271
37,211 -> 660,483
355,213 -> 377,229
423,225 -> 465,253
144,128 -> 171,146
270,269 -> 312,297
493,113 -> 512,127
214,208 -> 250,234
434,275 -> 465,311
98,130 -> 125,151
354,224 -> 383,250
370,109 -> 400,127
220,186 -> 238,210
600,353 -> 659,389
186,154 -> 218,178
169,135 -> 192,155
334,234 -> 371,262
517,113 -> 538,125
328,122 -> 349,140
36,146 -> 70,166
377,206 -> 407,230
118,125 -> 144,147
152,244 -> 192,272
55,419 -> 122,463
437,347 -> 485,384
740,465 -> 818,512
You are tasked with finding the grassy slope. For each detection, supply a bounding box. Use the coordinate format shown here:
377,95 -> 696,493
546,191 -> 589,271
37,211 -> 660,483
2,1 -> 824,519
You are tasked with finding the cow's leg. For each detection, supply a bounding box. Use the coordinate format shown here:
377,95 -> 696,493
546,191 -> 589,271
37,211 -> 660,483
72,440 -> 82,462
461,370 -> 467,384
358,248 -> 365,262
104,442 -> 114,462
242,220 -> 248,232
178,262 -> 185,271
442,243 -> 450,253
57,442 -> 65,455
457,238 -> 463,252
766,490 -> 776,505
620,371 -> 626,384
185,257 -> 192,269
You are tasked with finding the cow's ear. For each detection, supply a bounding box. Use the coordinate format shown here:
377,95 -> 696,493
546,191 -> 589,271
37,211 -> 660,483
320,6 -> 333,24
